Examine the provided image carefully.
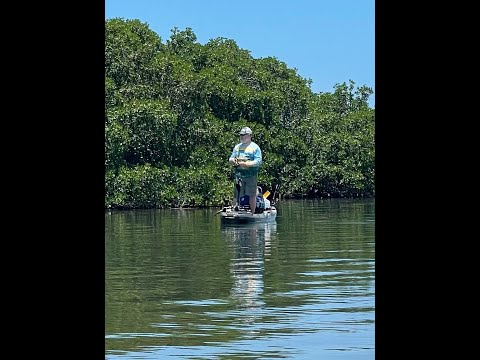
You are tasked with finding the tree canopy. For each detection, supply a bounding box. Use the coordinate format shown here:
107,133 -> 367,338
105,18 -> 375,209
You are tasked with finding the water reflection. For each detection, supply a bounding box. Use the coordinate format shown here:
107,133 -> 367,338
221,222 -> 276,328
106,200 -> 374,359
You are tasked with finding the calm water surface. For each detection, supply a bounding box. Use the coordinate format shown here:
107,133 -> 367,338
105,199 -> 375,359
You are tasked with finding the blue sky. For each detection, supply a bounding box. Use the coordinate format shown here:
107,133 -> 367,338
105,0 -> 375,108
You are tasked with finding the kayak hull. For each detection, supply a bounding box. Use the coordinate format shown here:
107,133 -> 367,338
219,206 -> 277,223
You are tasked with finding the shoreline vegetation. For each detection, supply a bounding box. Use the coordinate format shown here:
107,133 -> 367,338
105,18 -> 375,210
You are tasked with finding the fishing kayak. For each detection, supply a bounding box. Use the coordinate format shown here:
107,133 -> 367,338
219,205 -> 277,223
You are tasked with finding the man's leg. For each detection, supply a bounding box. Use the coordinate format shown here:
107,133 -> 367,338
232,180 -> 241,209
233,182 -> 238,207
244,176 -> 258,212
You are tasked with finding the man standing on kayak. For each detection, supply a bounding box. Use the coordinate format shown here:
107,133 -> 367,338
229,127 -> 262,212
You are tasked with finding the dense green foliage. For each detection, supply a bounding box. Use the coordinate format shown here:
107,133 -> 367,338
105,18 -> 375,209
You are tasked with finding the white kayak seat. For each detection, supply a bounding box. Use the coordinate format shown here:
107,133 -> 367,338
264,198 -> 271,209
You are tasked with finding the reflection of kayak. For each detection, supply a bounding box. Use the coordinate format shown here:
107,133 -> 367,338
219,205 -> 277,223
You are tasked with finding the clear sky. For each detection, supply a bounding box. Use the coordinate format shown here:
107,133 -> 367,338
105,0 -> 375,108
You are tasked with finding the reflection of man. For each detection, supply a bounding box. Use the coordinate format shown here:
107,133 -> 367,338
229,227 -> 265,311
224,223 -> 276,318
264,222 -> 273,259
232,270 -> 263,309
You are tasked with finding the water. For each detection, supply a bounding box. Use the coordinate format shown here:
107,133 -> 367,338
105,198 -> 375,359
